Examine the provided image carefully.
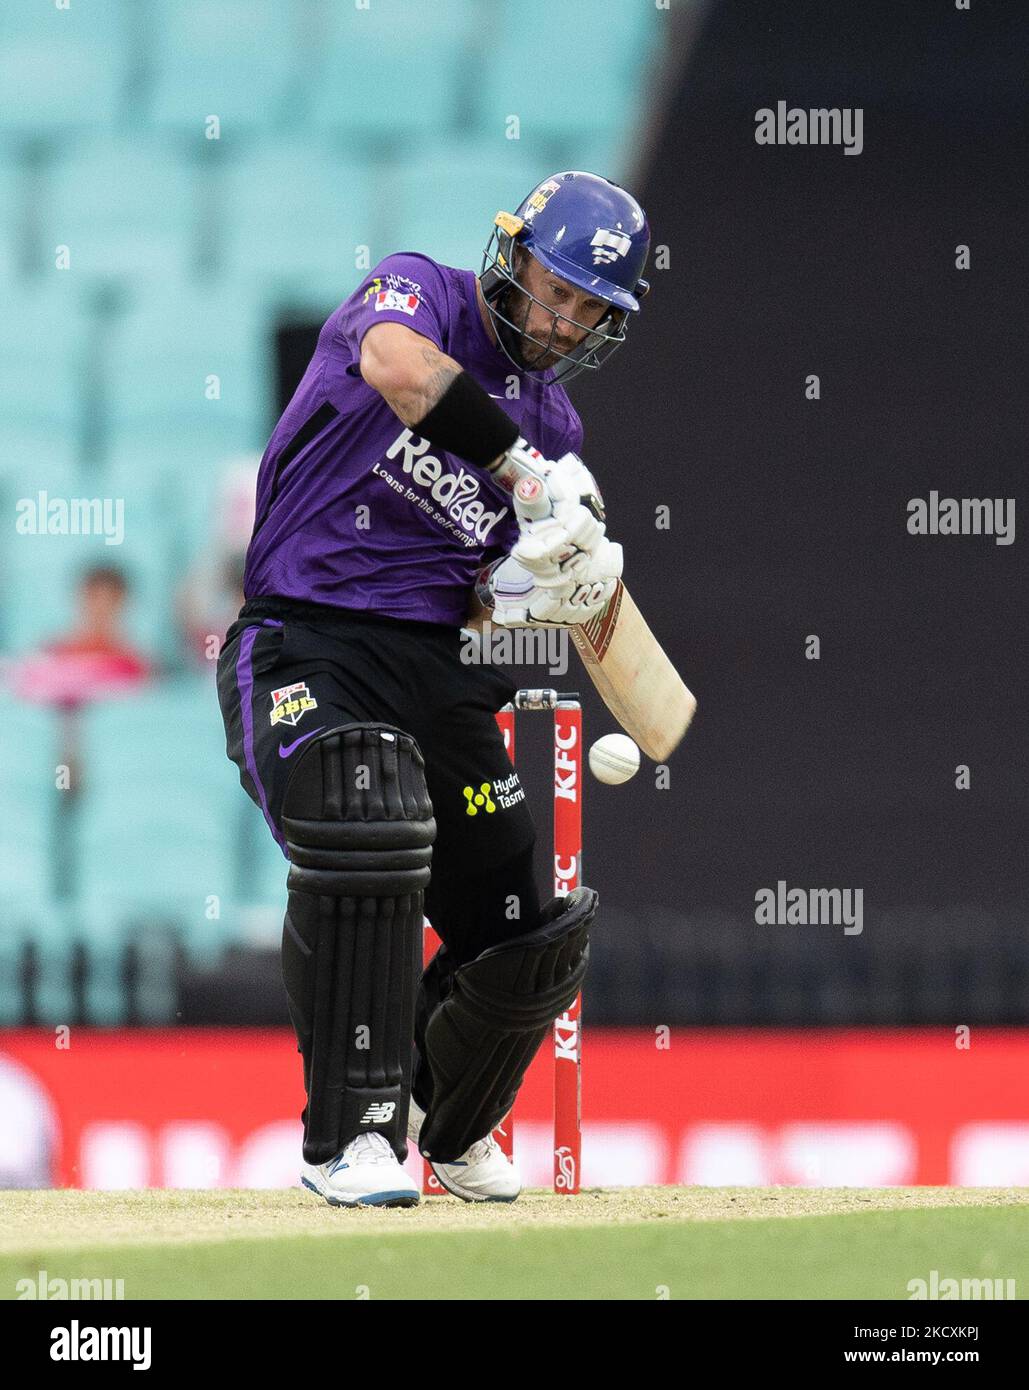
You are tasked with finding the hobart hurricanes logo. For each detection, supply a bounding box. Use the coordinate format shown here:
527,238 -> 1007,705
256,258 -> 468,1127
382,429 -> 509,544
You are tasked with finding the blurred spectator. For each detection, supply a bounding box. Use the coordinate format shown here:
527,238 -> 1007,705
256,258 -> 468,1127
12,565 -> 152,707
177,457 -> 258,666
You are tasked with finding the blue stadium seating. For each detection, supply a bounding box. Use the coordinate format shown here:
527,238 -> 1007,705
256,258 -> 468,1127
0,282 -> 92,438
0,1 -> 654,993
473,0 -> 658,140
104,282 -> 271,451
30,901 -> 79,1026
0,701 -> 71,1023
0,0 -> 131,134
0,705 -> 58,906
1,456 -> 90,654
380,140 -> 547,270
76,683 -> 241,953
0,898 -> 78,1026
147,0 -> 302,135
46,135 -> 201,282
306,0 -> 473,138
219,142 -> 375,303
0,428 -> 78,494
0,154 -> 22,284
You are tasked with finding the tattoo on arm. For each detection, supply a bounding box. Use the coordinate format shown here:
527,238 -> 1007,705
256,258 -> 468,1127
379,343 -> 461,425
416,345 -> 460,414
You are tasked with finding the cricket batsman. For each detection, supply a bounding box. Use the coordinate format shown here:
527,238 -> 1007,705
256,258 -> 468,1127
217,171 -> 650,1206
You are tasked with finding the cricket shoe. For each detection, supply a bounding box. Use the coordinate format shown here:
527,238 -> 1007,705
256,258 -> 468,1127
301,1131 -> 420,1208
408,1099 -> 521,1203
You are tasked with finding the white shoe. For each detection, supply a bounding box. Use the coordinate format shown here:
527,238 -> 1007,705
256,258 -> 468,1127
409,1099 -> 522,1203
301,1131 -> 420,1208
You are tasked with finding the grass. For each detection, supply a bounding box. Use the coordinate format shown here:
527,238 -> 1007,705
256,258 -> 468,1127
2,1187 -> 1027,1300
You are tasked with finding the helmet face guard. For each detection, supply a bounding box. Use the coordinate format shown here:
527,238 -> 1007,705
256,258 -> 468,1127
480,214 -> 635,386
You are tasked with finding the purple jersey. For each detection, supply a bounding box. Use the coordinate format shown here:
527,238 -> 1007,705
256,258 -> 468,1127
244,253 -> 584,626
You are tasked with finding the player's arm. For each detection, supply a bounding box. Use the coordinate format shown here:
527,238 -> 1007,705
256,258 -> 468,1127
360,322 -> 465,427
361,323 -> 585,515
362,321 -> 553,493
361,321 -> 617,624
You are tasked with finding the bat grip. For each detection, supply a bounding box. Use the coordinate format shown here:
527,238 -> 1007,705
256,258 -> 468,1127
511,474 -> 553,522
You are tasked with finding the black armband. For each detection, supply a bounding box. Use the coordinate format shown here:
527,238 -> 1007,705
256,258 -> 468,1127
411,370 -> 520,468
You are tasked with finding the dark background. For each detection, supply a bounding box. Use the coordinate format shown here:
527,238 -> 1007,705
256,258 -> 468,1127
272,1 -> 1027,1025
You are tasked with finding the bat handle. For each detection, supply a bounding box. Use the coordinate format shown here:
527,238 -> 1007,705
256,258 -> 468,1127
512,473 -> 553,522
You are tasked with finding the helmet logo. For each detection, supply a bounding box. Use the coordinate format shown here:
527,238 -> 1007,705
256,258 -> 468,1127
590,229 -> 632,265
524,179 -> 562,223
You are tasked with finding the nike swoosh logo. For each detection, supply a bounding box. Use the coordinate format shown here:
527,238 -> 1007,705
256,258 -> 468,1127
278,727 -> 325,758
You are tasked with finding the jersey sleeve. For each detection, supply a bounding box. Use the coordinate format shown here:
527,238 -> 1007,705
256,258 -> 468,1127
335,253 -> 450,357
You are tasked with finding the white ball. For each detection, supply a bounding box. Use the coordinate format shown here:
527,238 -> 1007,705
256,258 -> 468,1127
588,733 -> 641,784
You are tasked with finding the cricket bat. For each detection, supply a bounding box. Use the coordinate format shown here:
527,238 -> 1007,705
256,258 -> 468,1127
565,577 -> 696,762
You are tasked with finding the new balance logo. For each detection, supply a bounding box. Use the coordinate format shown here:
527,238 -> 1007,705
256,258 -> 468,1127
360,1103 -> 396,1124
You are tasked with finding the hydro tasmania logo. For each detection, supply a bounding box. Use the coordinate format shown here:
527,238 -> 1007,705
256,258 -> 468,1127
462,771 -> 525,815
379,429 -> 509,545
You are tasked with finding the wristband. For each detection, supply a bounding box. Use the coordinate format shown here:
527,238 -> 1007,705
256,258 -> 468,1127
411,370 -> 519,468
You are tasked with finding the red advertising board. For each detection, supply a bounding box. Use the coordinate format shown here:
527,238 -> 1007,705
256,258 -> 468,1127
2,1029 -> 1027,1190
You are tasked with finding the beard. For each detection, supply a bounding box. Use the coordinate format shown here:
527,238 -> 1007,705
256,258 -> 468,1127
498,285 -> 577,372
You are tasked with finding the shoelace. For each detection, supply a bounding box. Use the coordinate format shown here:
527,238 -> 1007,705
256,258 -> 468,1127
463,1133 -> 502,1166
328,1132 -> 395,1174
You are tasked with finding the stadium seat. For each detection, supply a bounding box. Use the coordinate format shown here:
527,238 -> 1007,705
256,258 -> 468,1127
76,683 -> 241,964
147,0 -> 302,135
0,897 -> 75,1027
219,142 -> 375,299
0,455 -> 91,655
242,807 -> 289,910
131,925 -> 180,1023
45,135 -> 201,282
87,449 -> 192,662
0,703 -> 59,908
0,928 -> 25,1025
29,900 -> 79,1026
0,281 -> 92,439
104,282 -> 272,451
556,135 -> 629,187
0,427 -> 78,493
381,141 -> 544,271
0,701 -> 71,1025
0,154 -> 23,284
472,0 -> 657,141
0,0 -> 130,134
306,0 -> 472,138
